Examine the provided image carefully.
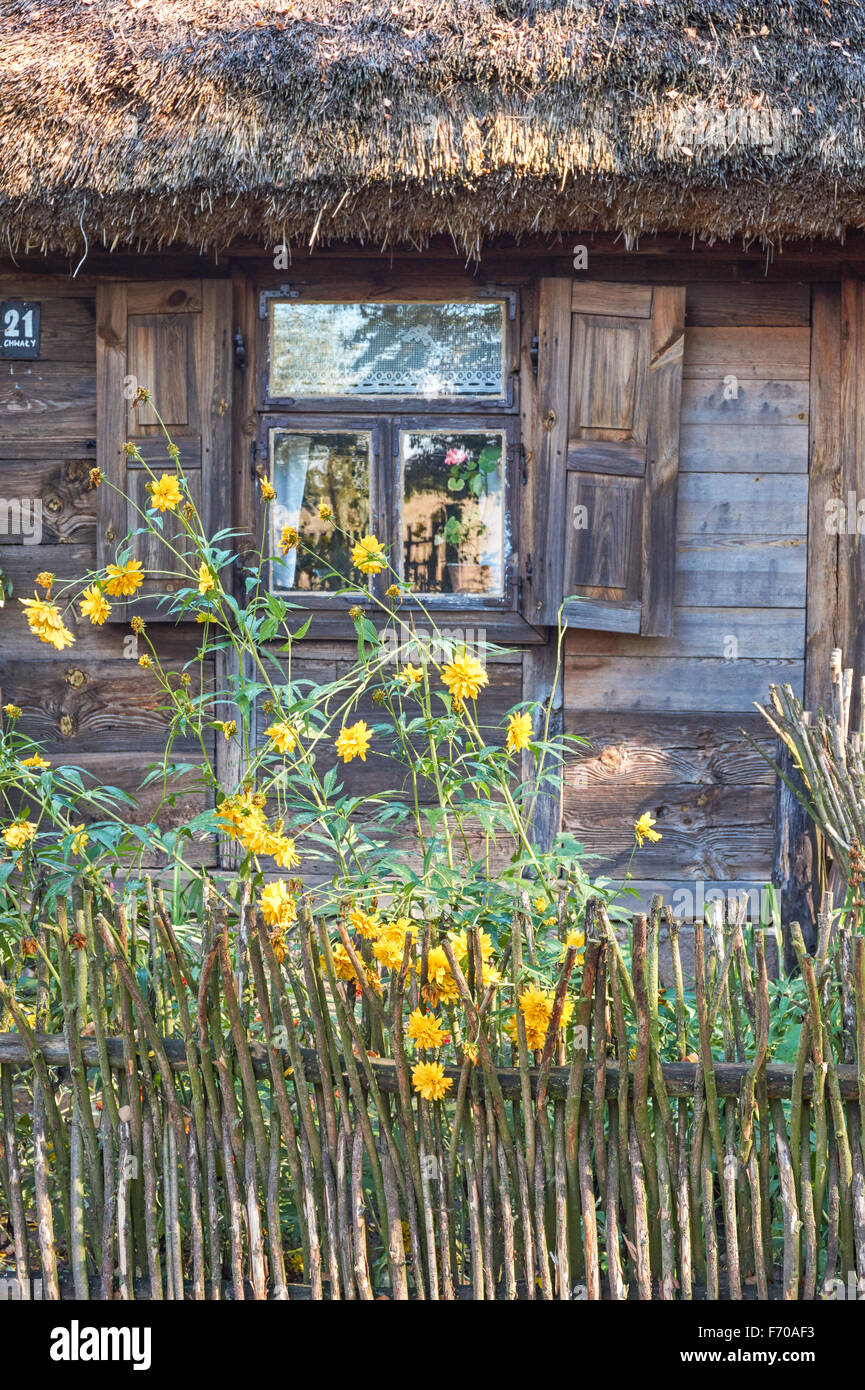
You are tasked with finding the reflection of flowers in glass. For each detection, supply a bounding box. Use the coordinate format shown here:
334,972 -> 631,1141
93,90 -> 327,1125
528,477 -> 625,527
444,447 -> 468,468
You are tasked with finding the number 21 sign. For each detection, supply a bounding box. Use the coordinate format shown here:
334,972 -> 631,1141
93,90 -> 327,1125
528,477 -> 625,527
2,301 -> 40,358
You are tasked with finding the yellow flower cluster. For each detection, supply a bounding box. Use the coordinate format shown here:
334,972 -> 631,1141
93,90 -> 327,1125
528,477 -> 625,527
506,983 -> 575,1053
259,880 -> 298,931
216,791 -> 300,869
372,918 -> 417,972
2,820 -> 37,850
20,596 -> 75,651
634,812 -> 662,846
406,1009 -> 448,1052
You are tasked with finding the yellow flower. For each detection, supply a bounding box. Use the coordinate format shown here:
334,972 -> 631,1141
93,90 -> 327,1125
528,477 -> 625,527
20,754 -> 49,770
634,812 -> 662,846
406,1009 -> 447,1051
149,475 -> 182,512
279,526 -> 299,554
89,467 -> 103,488
386,584 -> 401,600
138,654 -> 152,669
263,835 -> 298,869
20,596 -> 75,651
79,584 -> 111,626
462,1042 -> 478,1065
351,534 -> 387,575
35,571 -> 54,592
506,710 -> 533,754
318,503 -> 333,521
335,720 -> 371,764
325,943 -> 358,983
441,652 -> 488,703
2,821 -> 36,850
399,664 -> 423,687
506,984 -> 575,1052
70,824 -> 89,856
411,1061 -> 453,1102
423,945 -> 460,1006
198,563 -> 216,595
215,790 -> 267,842
259,880 -> 298,930
264,721 -> 298,755
3,704 -> 21,720
349,908 -> 381,941
216,720 -> 237,742
260,477 -> 276,501
373,919 -> 417,971
105,560 -> 145,597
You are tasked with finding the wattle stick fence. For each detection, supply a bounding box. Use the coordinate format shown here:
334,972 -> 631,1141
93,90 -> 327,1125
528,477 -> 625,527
1,887 -> 864,1301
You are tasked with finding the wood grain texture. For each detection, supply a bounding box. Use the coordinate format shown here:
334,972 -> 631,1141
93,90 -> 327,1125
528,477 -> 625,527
571,283 -> 652,317
642,285 -> 684,635
805,284 -> 841,712
683,327 -> 811,379
839,277 -> 865,725
564,654 -> 804,712
680,423 -> 808,473
530,278 -> 572,623
684,283 -> 811,327
681,378 -> 809,425
562,712 -> 775,878
565,607 -> 805,659
677,472 -> 808,536
0,449 -> 97,544
6,658 -> 211,754
675,535 -> 806,607
0,362 -> 96,435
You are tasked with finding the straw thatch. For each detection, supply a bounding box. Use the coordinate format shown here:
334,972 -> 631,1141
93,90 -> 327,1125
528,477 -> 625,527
4,0 -> 865,256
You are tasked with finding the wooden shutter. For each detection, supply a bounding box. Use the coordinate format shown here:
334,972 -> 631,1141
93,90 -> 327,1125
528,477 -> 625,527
96,279 -> 232,618
527,280 -> 684,635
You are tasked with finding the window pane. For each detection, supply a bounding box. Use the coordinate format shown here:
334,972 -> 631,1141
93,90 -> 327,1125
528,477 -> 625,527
401,431 -> 505,597
270,430 -> 371,591
269,301 -> 505,399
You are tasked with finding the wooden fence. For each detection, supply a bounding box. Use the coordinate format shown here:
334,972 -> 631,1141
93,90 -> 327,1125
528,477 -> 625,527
1,890 -> 864,1300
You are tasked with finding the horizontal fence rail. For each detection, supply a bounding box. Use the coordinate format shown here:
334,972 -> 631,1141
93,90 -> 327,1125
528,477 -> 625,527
1,1035 -> 861,1101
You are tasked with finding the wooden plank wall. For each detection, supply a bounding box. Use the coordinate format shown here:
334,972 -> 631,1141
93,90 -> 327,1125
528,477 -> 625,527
563,282 -> 811,910
0,277 -> 215,863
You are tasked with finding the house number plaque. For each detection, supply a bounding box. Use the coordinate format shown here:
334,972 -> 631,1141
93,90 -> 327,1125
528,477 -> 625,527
1,301 -> 41,358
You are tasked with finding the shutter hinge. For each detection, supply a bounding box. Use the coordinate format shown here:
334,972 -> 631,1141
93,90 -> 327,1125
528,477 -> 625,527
525,553 -> 533,582
233,330 -> 247,371
520,443 -> 528,485
529,334 -> 539,378
249,440 -> 261,478
518,575 -> 523,610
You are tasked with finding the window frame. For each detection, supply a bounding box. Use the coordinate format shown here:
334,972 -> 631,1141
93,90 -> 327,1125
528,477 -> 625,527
257,286 -> 520,415
258,412 -> 520,614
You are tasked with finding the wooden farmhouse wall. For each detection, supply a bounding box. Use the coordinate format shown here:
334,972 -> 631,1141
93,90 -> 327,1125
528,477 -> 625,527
0,241 -> 856,909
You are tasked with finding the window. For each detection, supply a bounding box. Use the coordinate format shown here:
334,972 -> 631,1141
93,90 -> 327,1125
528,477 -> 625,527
257,291 -> 519,613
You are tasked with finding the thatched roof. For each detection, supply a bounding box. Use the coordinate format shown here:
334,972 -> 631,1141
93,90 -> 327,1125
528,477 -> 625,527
5,0 -> 865,256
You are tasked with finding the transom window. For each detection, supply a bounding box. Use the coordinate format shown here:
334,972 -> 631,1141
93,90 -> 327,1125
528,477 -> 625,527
259,291 -> 517,609
267,299 -> 507,401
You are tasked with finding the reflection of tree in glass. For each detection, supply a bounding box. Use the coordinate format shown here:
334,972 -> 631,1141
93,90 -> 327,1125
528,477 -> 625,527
273,432 -> 369,592
271,302 -> 504,397
402,432 -> 502,594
